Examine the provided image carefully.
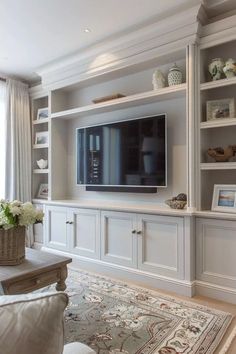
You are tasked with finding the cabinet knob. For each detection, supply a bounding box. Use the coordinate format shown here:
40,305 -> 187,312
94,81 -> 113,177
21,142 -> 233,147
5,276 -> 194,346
69,221 -> 73,225
136,230 -> 142,235
66,221 -> 69,224
132,230 -> 136,234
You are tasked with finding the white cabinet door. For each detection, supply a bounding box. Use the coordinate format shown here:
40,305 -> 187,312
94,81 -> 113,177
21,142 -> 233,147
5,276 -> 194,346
196,218 -> 236,289
101,211 -> 137,268
137,214 -> 184,279
44,206 -> 69,251
68,208 -> 100,259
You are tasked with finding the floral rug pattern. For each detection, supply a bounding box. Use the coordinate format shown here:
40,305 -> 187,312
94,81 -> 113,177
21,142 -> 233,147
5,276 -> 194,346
61,269 -> 232,354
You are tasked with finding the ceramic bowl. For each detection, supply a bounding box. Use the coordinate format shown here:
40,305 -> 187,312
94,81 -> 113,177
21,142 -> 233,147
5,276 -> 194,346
165,199 -> 187,209
36,159 -> 48,169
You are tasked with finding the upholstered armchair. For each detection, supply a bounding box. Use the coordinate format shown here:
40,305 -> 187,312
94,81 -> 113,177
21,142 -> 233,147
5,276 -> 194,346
0,292 -> 95,354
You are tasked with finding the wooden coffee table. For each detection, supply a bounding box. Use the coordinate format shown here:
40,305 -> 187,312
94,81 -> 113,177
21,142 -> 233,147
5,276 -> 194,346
0,248 -> 72,295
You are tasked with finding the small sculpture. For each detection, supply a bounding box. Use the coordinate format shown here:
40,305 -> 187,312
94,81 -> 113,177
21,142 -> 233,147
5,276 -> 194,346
152,69 -> 166,90
223,58 -> 236,78
207,145 -> 236,162
165,193 -> 187,209
37,159 -> 48,169
208,58 -> 224,81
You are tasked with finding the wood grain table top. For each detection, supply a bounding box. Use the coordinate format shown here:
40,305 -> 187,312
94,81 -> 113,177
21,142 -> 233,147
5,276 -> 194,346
0,248 -> 72,283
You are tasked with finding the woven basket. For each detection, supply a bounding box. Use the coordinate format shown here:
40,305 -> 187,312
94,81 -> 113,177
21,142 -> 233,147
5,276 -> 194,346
0,226 -> 26,265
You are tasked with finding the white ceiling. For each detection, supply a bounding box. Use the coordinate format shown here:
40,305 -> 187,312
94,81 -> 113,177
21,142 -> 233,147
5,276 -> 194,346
0,0 -> 197,83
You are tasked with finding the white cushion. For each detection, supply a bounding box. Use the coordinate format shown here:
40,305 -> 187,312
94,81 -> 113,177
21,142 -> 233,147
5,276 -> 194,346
0,292 -> 68,354
63,342 -> 95,354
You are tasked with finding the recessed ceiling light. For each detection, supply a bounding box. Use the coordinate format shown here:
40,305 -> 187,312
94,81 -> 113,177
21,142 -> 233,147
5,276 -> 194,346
84,28 -> 91,33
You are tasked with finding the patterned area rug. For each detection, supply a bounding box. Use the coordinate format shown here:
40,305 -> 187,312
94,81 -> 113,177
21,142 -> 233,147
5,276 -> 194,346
62,269 -> 232,354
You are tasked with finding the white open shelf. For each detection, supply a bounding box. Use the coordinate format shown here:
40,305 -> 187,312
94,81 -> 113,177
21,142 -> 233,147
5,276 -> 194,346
200,76 -> 236,91
51,84 -> 186,120
33,144 -> 49,149
33,118 -> 49,125
200,162 -> 236,170
33,169 -> 49,174
200,118 -> 236,129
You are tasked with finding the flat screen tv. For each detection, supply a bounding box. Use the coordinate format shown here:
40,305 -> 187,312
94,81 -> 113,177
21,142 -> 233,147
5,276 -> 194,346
76,114 -> 167,190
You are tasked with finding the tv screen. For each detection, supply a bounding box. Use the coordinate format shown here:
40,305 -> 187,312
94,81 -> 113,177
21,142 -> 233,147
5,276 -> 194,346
77,114 -> 167,187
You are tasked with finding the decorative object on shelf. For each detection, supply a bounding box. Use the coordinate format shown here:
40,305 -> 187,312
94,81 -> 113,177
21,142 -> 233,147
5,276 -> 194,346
167,63 -> 183,86
208,58 -> 224,81
37,107 -> 49,120
92,93 -> 126,104
37,183 -> 49,199
212,184 -> 236,213
165,193 -> 187,209
35,131 -> 49,145
223,58 -> 236,78
0,200 -> 44,265
152,69 -> 166,89
207,145 -> 236,162
206,98 -> 235,121
36,159 -> 48,169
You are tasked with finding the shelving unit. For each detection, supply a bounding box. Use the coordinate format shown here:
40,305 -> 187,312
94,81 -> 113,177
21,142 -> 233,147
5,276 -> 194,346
51,84 -> 186,120
31,94 -> 50,200
198,37 -> 236,211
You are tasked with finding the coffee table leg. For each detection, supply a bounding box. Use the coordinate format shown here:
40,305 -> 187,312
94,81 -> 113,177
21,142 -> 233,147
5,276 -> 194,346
56,266 -> 67,291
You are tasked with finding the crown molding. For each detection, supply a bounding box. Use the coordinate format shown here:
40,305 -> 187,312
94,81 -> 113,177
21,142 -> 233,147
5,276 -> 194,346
36,4 -> 202,90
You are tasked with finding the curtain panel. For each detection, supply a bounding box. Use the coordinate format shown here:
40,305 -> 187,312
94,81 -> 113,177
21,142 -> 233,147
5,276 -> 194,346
5,79 -> 33,245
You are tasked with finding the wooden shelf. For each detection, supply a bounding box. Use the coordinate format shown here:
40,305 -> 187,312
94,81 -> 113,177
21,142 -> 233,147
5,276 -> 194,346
200,76 -> 236,91
200,118 -> 236,129
51,84 -> 186,120
33,169 -> 49,174
33,144 -> 49,149
200,162 -> 236,170
33,118 -> 49,125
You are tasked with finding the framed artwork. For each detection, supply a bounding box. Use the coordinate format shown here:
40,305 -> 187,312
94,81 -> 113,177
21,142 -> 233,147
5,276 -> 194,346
206,98 -> 235,121
37,184 -> 48,199
35,131 -> 49,145
212,184 -> 236,213
37,107 -> 49,120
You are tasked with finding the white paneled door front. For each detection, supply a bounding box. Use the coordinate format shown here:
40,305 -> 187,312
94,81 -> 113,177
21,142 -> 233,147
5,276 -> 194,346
137,214 -> 185,279
68,208 -> 100,259
101,211 -> 137,268
44,206 -> 70,251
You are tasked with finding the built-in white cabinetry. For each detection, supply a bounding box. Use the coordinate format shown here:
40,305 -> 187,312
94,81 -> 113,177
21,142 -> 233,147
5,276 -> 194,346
137,214 -> 184,279
101,211 -> 137,268
69,208 -> 100,259
196,218 -> 236,290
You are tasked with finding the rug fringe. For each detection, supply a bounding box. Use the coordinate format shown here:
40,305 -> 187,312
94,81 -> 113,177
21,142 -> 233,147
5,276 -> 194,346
219,325 -> 236,354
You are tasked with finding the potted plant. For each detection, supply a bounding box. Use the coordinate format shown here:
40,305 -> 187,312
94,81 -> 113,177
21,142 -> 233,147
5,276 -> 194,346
0,200 -> 44,265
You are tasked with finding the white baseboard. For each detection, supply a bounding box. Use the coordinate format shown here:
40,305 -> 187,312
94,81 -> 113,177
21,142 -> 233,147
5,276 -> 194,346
41,246 -> 195,297
195,280 -> 236,304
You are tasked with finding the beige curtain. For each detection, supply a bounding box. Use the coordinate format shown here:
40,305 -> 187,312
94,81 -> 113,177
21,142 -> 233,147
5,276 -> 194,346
5,78 -> 33,246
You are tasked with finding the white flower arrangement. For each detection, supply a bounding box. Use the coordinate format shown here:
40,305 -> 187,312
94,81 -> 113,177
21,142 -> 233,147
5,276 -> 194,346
0,200 -> 44,230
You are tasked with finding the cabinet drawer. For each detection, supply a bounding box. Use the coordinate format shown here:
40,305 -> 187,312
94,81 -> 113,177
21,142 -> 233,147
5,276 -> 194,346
5,269 -> 60,294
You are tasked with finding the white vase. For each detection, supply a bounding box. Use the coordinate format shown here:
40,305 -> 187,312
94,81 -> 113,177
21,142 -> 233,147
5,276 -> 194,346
168,64 -> 183,86
152,69 -> 165,89
36,159 -> 48,169
223,58 -> 236,78
208,58 -> 224,81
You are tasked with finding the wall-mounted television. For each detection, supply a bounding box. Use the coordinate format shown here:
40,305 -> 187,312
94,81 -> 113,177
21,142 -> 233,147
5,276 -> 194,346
76,114 -> 167,192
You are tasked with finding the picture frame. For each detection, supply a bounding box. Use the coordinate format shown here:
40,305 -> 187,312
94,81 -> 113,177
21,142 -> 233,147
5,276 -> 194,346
212,184 -> 236,213
37,183 -> 48,199
35,131 -> 49,145
206,98 -> 235,121
37,107 -> 49,120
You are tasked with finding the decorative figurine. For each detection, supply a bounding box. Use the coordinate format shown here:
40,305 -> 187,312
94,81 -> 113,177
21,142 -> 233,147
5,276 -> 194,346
208,58 -> 224,81
165,193 -> 187,209
207,145 -> 236,162
168,64 -> 183,86
152,69 -> 166,90
36,159 -> 48,169
223,58 -> 236,78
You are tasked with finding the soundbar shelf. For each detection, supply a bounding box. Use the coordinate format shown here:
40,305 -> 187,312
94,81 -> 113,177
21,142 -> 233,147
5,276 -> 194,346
51,84 -> 186,120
